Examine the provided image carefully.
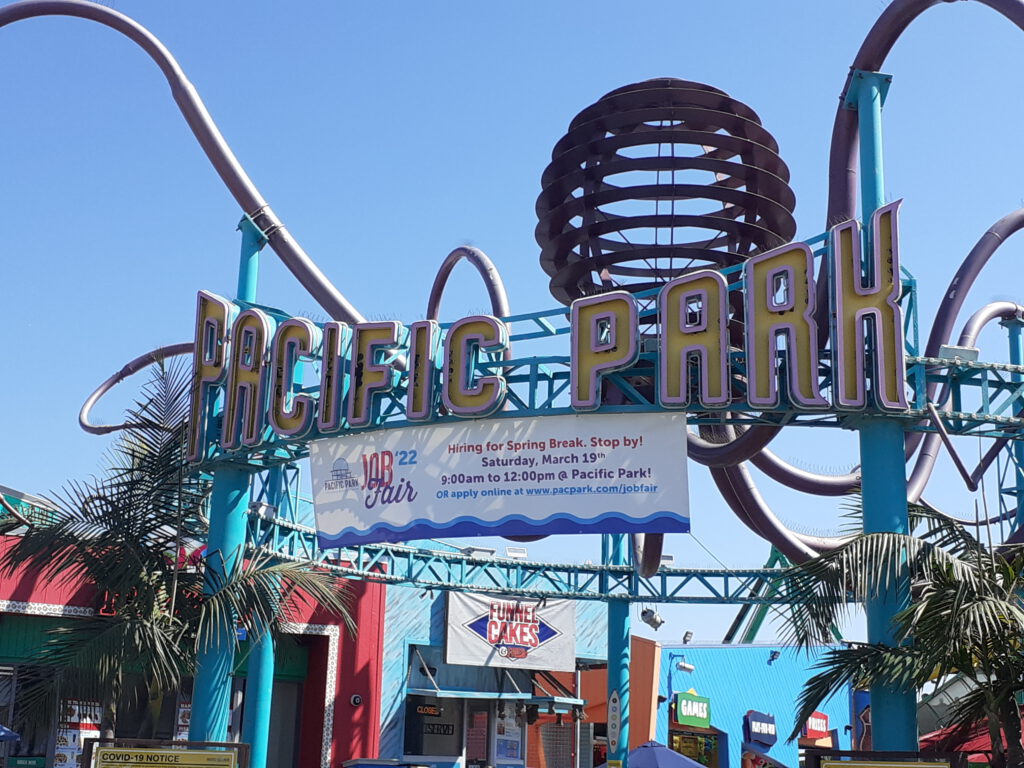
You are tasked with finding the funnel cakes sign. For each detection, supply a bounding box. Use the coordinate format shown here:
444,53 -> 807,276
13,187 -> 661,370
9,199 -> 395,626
446,592 -> 576,672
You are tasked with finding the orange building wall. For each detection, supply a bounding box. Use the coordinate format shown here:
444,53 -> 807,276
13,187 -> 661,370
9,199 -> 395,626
580,636 -> 662,748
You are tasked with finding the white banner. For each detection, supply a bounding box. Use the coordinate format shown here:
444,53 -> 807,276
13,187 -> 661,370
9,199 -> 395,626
445,592 -> 576,671
310,412 -> 689,547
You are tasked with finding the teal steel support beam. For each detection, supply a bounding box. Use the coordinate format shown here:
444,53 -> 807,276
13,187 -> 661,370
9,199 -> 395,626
190,217 -> 266,742
1006,321 -> 1024,531
190,466 -> 251,741
848,69 -> 918,751
241,628 -> 274,767
859,419 -> 916,748
605,533 -> 630,765
236,214 -> 266,304
241,468 -> 282,768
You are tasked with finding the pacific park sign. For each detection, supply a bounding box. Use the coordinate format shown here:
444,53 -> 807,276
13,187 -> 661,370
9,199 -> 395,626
187,202 -> 906,463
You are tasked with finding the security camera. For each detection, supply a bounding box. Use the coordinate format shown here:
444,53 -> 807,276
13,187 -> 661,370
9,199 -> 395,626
676,660 -> 695,673
640,608 -> 665,630
350,694 -> 363,706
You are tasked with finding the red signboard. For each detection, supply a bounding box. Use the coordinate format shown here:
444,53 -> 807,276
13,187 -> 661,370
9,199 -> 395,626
803,711 -> 830,740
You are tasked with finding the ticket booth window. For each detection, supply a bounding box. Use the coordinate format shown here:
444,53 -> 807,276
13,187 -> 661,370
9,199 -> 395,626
404,695 -> 465,757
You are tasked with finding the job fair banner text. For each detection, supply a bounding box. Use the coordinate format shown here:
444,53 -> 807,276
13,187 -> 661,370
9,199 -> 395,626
310,412 -> 688,548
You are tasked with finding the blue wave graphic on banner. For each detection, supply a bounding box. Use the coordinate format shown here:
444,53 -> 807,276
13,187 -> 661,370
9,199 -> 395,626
316,509 -> 689,548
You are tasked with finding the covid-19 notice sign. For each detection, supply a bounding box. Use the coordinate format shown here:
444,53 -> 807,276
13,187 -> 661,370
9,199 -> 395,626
310,412 -> 689,547
94,747 -> 236,767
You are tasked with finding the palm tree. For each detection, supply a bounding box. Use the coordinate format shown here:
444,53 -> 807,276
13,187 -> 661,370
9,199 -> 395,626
782,505 -> 1024,768
1,359 -> 353,739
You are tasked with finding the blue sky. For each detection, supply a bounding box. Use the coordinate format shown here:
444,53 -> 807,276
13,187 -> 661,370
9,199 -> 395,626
3,0 -> 1024,641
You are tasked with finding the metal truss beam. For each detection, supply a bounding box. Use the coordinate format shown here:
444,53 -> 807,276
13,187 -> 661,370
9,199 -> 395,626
247,513 -> 832,604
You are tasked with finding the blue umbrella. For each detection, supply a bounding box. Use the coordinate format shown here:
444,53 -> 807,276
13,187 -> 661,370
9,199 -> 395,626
0,724 -> 20,743
597,741 -> 705,768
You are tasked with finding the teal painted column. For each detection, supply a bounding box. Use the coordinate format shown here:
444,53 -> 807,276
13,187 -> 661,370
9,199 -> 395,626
241,620 -> 275,768
190,216 -> 266,742
190,468 -> 251,741
859,419 -> 915,748
241,468 -> 283,768
1006,322 -> 1024,531
605,533 -> 630,766
849,70 -> 917,750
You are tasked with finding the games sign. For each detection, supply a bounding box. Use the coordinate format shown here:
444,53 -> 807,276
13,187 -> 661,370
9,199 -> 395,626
674,691 -> 712,729
445,592 -> 576,672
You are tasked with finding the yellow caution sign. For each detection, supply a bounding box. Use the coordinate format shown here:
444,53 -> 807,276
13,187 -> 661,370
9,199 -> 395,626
95,747 -> 237,767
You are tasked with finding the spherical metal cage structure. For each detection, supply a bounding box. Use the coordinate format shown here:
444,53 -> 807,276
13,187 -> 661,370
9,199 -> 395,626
536,78 -> 797,307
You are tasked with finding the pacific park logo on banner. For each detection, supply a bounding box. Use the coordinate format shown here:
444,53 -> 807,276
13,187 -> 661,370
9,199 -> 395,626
464,600 -> 560,660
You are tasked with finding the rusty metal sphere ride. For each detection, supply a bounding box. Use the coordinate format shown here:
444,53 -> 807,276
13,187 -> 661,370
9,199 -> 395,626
536,78 -> 797,307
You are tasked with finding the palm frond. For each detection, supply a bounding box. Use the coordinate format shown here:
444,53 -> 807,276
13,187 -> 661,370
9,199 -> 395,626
197,551 -> 354,653
789,643 -> 929,741
781,526 -> 984,648
786,496 -> 1024,750
5,356 -> 357,738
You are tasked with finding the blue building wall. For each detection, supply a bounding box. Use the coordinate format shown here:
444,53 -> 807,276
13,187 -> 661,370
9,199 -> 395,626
375,547 -> 845,768
656,644 -> 851,768
378,541 -> 610,766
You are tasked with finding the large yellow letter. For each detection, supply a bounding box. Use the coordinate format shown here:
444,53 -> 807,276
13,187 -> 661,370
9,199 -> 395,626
407,320 -> 441,421
269,318 -> 321,438
347,322 -> 402,428
317,322 -> 352,434
831,200 -> 907,410
187,291 -> 236,462
442,315 -> 508,417
222,309 -> 275,449
570,291 -> 639,411
659,271 -> 731,408
744,244 -> 826,408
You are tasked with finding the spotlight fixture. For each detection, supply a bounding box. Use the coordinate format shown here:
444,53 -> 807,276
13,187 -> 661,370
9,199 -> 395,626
640,608 -> 665,630
676,658 -> 695,673
767,650 -> 781,666
461,545 -> 497,558
682,631 -> 693,644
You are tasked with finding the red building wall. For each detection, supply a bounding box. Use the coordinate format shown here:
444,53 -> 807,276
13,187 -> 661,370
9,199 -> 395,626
0,535 -> 96,607
0,534 -> 387,767
294,577 -> 386,767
